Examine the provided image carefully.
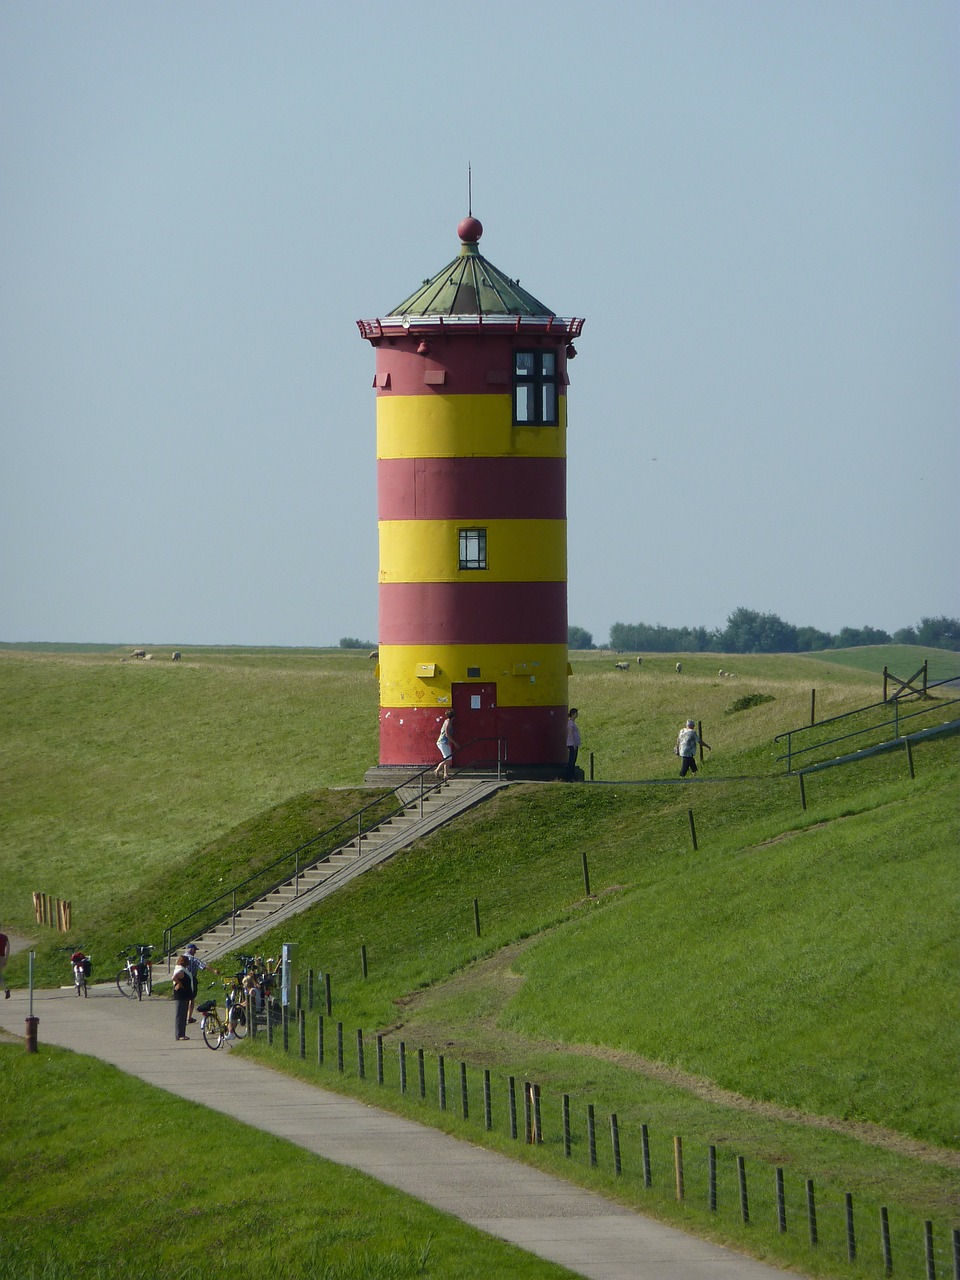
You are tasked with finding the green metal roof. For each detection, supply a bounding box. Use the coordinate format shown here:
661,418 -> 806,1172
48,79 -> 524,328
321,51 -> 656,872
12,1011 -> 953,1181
388,225 -> 554,319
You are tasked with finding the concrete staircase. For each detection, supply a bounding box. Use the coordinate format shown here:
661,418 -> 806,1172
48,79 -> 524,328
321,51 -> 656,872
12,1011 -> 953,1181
179,774 -> 509,964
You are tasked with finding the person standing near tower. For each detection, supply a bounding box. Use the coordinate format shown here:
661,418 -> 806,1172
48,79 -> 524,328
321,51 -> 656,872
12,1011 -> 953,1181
434,711 -> 459,781
565,708 -> 581,780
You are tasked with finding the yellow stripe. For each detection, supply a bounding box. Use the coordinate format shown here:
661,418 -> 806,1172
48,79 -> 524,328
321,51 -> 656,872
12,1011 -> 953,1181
379,519 -> 566,583
377,394 -> 566,460
378,643 -> 568,707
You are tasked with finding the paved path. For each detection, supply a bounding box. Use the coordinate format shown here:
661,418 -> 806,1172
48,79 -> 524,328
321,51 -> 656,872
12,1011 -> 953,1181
1,985 -> 798,1280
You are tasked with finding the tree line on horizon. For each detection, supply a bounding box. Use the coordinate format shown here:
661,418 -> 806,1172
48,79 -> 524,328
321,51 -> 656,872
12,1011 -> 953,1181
568,609 -> 959,654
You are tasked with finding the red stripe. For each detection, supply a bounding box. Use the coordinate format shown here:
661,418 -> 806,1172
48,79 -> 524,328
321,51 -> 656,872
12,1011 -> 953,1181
378,457 -> 566,520
379,704 -> 566,767
379,582 -> 567,644
374,332 -> 570,398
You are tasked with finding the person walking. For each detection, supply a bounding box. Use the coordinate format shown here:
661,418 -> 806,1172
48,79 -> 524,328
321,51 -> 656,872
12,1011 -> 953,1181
184,943 -> 206,1024
434,711 -> 459,781
0,926 -> 10,998
565,708 -> 582,781
676,718 -> 711,777
172,956 -> 192,1040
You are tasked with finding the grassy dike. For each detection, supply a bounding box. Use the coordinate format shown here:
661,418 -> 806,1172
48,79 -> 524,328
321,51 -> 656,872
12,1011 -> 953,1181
1,644 -> 957,1278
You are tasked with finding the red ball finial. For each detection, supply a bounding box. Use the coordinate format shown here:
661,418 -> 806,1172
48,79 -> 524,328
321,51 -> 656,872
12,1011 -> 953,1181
458,216 -> 483,244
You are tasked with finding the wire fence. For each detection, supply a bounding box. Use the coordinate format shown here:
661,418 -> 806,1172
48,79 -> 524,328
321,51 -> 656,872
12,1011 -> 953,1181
252,991 -> 959,1280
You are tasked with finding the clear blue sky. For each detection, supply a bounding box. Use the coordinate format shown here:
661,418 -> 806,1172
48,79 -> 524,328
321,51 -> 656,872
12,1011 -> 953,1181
2,1 -> 957,647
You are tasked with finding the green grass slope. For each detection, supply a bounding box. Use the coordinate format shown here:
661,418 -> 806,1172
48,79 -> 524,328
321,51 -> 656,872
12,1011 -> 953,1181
0,1043 -> 575,1280
2,645 -> 957,1278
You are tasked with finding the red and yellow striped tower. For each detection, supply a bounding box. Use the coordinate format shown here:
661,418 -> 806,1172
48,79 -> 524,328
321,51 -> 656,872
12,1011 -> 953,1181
357,215 -> 584,775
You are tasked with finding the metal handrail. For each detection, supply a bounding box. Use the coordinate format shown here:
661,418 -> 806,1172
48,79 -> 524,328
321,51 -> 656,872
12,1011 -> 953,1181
162,737 -> 507,962
773,675 -> 959,772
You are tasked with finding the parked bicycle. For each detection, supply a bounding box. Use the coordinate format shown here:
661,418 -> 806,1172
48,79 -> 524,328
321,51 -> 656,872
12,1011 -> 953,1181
116,944 -> 154,1000
196,984 -> 247,1050
68,948 -> 91,997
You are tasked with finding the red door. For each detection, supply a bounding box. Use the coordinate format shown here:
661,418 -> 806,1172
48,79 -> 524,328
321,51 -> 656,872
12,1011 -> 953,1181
451,683 -> 498,768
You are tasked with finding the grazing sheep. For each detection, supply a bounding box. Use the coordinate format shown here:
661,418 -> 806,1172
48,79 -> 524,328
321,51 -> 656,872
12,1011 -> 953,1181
172,652 -> 181,662
637,656 -> 642,666
132,649 -> 145,659
614,661 -> 630,671
718,668 -> 725,677
675,662 -> 682,673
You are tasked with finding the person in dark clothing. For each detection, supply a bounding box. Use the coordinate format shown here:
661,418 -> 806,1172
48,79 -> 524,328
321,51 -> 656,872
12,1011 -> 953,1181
172,956 -> 192,1040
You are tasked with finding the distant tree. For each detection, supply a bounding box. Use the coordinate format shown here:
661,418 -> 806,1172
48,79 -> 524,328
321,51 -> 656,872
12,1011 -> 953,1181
339,637 -> 372,649
892,626 -> 918,645
721,607 -> 798,654
831,626 -> 891,649
568,625 -> 594,650
795,626 -> 833,652
914,616 -> 960,650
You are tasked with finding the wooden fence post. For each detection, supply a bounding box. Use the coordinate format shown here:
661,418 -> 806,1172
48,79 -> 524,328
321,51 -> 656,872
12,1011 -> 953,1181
806,1178 -> 818,1246
674,1136 -> 684,1201
587,1104 -> 597,1167
688,809 -> 698,851
483,1068 -> 492,1131
473,898 -> 481,937
610,1114 -> 622,1176
641,1123 -> 652,1188
562,1094 -> 571,1157
880,1206 -> 892,1276
737,1155 -> 749,1223
776,1168 -> 786,1233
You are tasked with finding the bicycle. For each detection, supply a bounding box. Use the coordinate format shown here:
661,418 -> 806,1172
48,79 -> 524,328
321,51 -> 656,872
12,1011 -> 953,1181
68,949 -> 91,997
116,944 -> 154,1000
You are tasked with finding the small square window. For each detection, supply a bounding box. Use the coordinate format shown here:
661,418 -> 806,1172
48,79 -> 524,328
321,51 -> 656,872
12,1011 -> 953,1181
459,528 -> 487,570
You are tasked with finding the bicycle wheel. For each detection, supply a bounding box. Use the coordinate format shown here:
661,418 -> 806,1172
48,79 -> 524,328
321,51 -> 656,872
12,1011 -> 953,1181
144,966 -> 153,997
80,976 -> 88,998
116,968 -> 135,998
202,1013 -> 224,1050
134,974 -> 144,1001
230,1005 -> 248,1039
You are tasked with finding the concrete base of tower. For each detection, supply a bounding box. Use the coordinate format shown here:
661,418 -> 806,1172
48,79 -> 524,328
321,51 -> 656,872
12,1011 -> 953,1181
363,762 -> 570,788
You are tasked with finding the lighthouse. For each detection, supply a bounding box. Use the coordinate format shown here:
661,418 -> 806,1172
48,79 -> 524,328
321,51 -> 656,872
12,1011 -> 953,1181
357,215 -> 584,776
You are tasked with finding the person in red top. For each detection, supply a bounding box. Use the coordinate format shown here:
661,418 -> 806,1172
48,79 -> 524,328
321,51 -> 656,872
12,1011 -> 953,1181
0,927 -> 11,998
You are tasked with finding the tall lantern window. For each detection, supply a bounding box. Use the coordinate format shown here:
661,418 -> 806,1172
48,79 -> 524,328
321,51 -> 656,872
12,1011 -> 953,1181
513,349 -> 558,426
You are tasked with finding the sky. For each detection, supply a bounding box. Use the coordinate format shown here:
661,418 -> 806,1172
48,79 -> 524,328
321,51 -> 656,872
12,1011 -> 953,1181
2,1 -> 957,647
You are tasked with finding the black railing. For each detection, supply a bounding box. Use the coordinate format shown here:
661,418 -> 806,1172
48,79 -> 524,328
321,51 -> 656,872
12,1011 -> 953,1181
774,676 -> 960,773
162,737 -> 506,963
